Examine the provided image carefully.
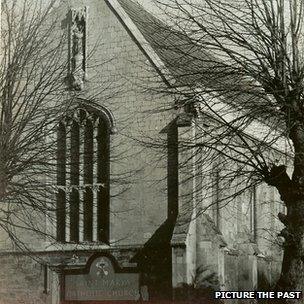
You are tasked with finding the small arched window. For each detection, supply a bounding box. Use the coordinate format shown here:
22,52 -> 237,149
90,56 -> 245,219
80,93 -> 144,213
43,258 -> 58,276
56,104 -> 112,244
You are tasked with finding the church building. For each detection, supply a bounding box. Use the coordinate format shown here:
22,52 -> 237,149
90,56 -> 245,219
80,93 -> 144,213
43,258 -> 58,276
0,0 -> 287,303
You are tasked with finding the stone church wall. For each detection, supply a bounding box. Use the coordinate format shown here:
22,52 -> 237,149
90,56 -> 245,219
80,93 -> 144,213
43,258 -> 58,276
0,254 -> 50,304
0,0 -> 175,303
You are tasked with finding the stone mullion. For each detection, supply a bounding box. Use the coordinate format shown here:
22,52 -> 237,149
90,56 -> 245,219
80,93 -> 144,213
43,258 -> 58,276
65,122 -> 71,243
79,190 -> 84,243
79,115 -> 84,242
92,119 -> 98,242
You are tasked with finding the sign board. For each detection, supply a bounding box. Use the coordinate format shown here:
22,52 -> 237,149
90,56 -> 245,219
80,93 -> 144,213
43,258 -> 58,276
65,256 -> 140,301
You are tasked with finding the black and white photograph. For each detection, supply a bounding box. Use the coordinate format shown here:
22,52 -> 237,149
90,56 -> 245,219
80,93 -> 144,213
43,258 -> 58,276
0,0 -> 304,303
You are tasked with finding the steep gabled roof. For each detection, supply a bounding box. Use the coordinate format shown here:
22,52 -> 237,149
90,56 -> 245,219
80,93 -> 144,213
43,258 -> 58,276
116,0 -> 219,87
107,0 -> 230,89
110,0 -> 256,92
107,0 -> 282,123
106,0 -> 288,154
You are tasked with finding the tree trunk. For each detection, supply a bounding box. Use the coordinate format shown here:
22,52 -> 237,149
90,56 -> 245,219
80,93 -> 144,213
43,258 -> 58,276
274,124 -> 304,302
275,199 -> 304,303
265,164 -> 304,302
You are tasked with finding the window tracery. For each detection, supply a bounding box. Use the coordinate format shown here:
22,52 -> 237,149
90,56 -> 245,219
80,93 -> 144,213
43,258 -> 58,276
56,106 -> 111,243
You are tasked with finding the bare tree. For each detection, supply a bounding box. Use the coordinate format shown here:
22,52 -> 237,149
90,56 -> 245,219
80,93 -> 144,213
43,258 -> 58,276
0,0 -> 125,253
0,0 -> 70,249
134,0 -> 304,297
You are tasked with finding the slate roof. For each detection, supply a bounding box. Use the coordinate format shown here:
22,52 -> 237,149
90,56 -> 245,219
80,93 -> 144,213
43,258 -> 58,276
117,0 -> 220,87
116,0 -> 283,130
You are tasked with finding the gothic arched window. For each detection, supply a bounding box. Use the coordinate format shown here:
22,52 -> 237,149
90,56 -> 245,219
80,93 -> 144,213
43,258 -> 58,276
56,105 -> 112,244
